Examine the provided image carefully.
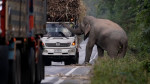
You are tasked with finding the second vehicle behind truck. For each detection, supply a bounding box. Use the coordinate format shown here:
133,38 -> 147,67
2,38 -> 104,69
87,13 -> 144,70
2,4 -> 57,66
41,22 -> 79,65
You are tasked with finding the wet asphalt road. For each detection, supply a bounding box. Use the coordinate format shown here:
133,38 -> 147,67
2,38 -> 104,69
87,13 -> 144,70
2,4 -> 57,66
41,39 -> 98,84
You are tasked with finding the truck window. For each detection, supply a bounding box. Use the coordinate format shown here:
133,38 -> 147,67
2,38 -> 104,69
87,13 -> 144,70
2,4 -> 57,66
46,23 -> 74,37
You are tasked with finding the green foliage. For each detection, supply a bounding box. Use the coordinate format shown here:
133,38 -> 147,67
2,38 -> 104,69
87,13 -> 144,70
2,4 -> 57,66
82,0 -> 98,17
89,0 -> 150,83
96,0 -> 138,30
91,55 -> 150,84
135,0 -> 150,55
94,0 -> 150,58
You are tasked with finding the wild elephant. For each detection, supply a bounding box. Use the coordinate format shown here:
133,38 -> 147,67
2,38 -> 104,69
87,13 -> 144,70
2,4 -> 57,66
62,16 -> 128,63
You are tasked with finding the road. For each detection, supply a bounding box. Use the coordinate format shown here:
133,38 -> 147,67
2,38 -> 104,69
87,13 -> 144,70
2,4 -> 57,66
41,39 -> 98,84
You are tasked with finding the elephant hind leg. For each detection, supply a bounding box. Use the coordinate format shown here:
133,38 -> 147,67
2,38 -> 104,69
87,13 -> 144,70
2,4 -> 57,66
106,45 -> 119,58
107,50 -> 118,58
107,44 -> 127,58
97,46 -> 104,57
117,41 -> 128,57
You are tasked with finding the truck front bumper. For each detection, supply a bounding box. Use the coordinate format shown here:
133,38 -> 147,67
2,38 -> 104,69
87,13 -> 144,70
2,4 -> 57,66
42,48 -> 76,56
43,55 -> 76,62
42,48 -> 77,62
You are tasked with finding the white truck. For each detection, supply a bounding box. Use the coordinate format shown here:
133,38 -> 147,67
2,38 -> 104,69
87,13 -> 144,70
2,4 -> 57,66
41,22 -> 79,65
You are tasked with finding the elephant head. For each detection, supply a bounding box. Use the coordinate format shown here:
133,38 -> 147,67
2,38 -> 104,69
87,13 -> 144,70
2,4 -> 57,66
62,16 -> 95,39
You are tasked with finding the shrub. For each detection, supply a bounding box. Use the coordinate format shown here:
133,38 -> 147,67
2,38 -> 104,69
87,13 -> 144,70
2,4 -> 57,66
91,54 -> 150,84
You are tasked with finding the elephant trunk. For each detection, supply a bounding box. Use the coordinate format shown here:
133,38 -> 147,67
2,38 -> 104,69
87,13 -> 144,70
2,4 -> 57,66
62,23 -> 83,35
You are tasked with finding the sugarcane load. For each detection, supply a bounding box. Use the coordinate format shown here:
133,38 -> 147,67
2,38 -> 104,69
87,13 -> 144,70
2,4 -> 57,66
47,0 -> 86,22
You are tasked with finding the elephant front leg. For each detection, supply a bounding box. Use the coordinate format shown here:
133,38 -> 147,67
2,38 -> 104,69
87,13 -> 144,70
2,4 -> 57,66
84,41 -> 95,63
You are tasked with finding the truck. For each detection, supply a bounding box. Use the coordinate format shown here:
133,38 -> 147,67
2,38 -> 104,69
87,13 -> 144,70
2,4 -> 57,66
41,22 -> 79,65
0,0 -> 46,84
41,0 -> 85,65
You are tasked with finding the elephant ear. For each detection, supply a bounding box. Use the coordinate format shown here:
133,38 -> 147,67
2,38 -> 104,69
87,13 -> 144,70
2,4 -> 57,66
84,24 -> 91,36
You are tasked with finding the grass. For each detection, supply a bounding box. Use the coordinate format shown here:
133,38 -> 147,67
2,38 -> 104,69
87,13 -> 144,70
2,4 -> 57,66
91,53 -> 150,84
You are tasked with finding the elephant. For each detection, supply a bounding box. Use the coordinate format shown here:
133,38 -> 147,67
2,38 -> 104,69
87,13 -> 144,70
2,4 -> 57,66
62,16 -> 128,63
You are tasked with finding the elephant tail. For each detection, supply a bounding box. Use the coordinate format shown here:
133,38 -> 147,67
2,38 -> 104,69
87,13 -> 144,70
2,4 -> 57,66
118,39 -> 128,57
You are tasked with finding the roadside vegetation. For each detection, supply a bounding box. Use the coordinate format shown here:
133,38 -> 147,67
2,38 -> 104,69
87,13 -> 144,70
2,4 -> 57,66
91,53 -> 150,84
83,0 -> 150,83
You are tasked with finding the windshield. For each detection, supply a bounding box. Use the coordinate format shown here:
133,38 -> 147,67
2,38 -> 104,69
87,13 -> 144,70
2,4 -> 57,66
45,23 -> 74,37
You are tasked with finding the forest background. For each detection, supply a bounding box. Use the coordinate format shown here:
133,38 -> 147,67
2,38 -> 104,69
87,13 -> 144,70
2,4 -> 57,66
83,0 -> 150,83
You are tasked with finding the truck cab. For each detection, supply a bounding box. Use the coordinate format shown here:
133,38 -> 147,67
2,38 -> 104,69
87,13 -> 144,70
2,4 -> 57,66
41,22 -> 79,65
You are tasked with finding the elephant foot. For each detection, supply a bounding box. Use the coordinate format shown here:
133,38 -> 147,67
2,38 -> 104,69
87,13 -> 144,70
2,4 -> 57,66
82,62 -> 91,66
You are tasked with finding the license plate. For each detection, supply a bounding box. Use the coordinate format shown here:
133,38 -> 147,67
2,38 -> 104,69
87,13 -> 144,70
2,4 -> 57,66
54,49 -> 62,53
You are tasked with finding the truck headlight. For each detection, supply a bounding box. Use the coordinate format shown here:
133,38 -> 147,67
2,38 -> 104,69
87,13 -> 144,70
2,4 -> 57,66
68,49 -> 75,53
72,41 -> 75,46
43,50 -> 48,53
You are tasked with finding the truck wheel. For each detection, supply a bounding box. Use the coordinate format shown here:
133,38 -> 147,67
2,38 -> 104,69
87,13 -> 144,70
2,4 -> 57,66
65,60 -> 71,65
0,46 -> 9,84
72,51 -> 79,64
28,48 -> 36,84
40,48 -> 45,79
75,51 -> 79,64
9,49 -> 21,84
35,48 -> 43,84
15,49 -> 21,84
44,58 -> 51,66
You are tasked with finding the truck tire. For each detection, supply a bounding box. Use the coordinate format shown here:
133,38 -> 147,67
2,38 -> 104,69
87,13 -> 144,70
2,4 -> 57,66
75,51 -> 79,64
72,51 -> 79,64
65,51 -> 79,65
0,46 -> 9,84
15,49 -> 21,84
9,49 -> 21,84
28,48 -> 36,84
21,46 -> 31,84
40,48 -> 45,79
65,60 -> 71,65
44,58 -> 51,66
41,52 -> 45,79
35,48 -> 44,84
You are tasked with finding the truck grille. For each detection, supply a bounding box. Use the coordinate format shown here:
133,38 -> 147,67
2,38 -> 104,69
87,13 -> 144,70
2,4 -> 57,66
45,43 -> 70,47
